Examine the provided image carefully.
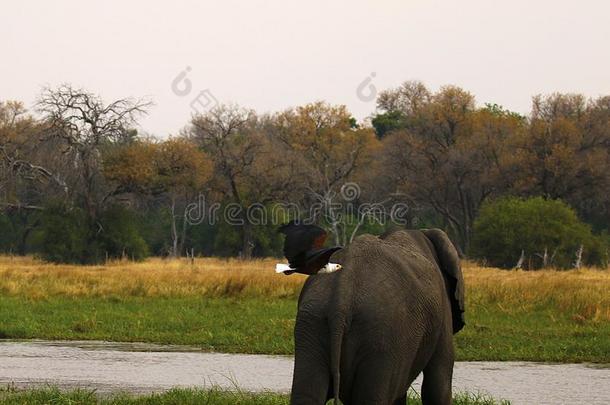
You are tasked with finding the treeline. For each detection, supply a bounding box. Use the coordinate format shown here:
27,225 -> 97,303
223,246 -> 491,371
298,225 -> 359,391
0,82 -> 609,268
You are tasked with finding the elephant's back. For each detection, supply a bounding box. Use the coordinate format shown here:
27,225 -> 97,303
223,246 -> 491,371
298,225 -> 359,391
339,233 -> 447,395
343,232 -> 447,352
347,232 -> 445,304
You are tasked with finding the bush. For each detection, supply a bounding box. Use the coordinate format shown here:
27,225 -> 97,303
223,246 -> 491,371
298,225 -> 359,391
37,204 -> 89,263
472,196 -> 608,269
0,213 -> 17,252
36,203 -> 148,264
98,205 -> 149,261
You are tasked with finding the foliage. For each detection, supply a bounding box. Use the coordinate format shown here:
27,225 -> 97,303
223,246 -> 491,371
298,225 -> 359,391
98,205 -> 149,261
104,138 -> 212,257
36,203 -> 89,263
2,84 -> 610,261
472,197 -> 608,269
0,214 -> 17,252
371,110 -> 407,138
35,203 -> 149,263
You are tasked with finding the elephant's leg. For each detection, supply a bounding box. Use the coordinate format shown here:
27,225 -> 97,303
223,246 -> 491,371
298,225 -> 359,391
290,316 -> 331,405
348,353 -> 397,405
393,393 -> 407,405
421,331 -> 454,405
290,348 -> 330,405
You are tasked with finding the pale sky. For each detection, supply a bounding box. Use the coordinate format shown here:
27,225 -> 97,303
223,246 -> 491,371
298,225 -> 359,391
1,0 -> 609,137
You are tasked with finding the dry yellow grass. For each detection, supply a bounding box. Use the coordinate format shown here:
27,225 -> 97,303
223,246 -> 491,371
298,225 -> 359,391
0,256 -> 306,299
464,263 -> 610,322
0,256 -> 608,321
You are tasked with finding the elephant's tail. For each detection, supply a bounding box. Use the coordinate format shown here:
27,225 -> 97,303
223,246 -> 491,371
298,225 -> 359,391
329,276 -> 351,404
327,249 -> 352,404
329,316 -> 344,405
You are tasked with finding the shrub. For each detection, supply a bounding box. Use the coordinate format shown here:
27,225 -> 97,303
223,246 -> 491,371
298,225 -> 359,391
37,204 -> 88,263
36,203 -> 149,264
472,196 -> 608,269
0,213 -> 16,252
98,205 -> 149,261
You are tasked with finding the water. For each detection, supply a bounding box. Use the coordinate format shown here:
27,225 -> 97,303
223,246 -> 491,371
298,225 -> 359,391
0,340 -> 608,404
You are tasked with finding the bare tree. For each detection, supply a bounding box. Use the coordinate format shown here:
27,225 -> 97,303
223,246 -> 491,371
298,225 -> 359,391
36,85 -> 151,240
0,101 -> 72,212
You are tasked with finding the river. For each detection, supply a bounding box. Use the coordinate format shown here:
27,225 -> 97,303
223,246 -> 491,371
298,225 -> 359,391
0,341 -> 608,404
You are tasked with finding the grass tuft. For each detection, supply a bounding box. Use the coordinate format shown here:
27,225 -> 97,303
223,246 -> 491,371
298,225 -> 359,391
0,386 -> 509,405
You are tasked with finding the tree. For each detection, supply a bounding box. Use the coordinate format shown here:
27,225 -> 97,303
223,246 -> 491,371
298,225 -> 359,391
104,138 -> 212,257
37,203 -> 89,264
0,101 -> 58,212
190,104 -> 298,257
371,110 -> 407,139
376,80 -> 431,117
37,85 -> 151,223
375,84 -> 515,252
270,101 -> 380,245
155,138 -> 212,256
36,85 -> 151,262
0,101 -> 69,254
102,140 -> 158,195
98,205 -> 149,261
507,94 -> 610,228
472,197 -> 607,269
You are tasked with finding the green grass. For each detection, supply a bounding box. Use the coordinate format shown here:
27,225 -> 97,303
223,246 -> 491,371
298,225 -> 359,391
0,295 -> 608,362
0,297 -> 296,354
457,304 -> 610,363
0,386 -> 509,405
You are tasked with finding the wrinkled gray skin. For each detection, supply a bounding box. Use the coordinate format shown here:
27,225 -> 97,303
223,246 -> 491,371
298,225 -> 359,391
290,229 -> 465,405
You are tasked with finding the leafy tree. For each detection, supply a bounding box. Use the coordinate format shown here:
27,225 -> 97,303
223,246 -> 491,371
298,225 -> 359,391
371,110 -> 407,138
104,138 -> 212,257
376,83 -> 519,252
271,101 -> 380,245
376,80 -> 431,116
472,197 -> 608,269
35,203 -> 149,263
190,105 -> 299,257
0,213 -> 17,252
156,138 -> 212,256
506,94 -> 610,231
103,140 -> 158,195
98,205 -> 149,261
36,203 -> 88,264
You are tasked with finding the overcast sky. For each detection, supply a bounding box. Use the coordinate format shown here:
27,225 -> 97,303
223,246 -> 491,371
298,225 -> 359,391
2,0 -> 609,137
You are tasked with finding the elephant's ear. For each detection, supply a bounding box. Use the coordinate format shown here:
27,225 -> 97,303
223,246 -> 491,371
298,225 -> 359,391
422,229 -> 465,334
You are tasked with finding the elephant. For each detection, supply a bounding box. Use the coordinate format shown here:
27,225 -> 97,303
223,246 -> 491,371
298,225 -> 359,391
281,226 -> 465,405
